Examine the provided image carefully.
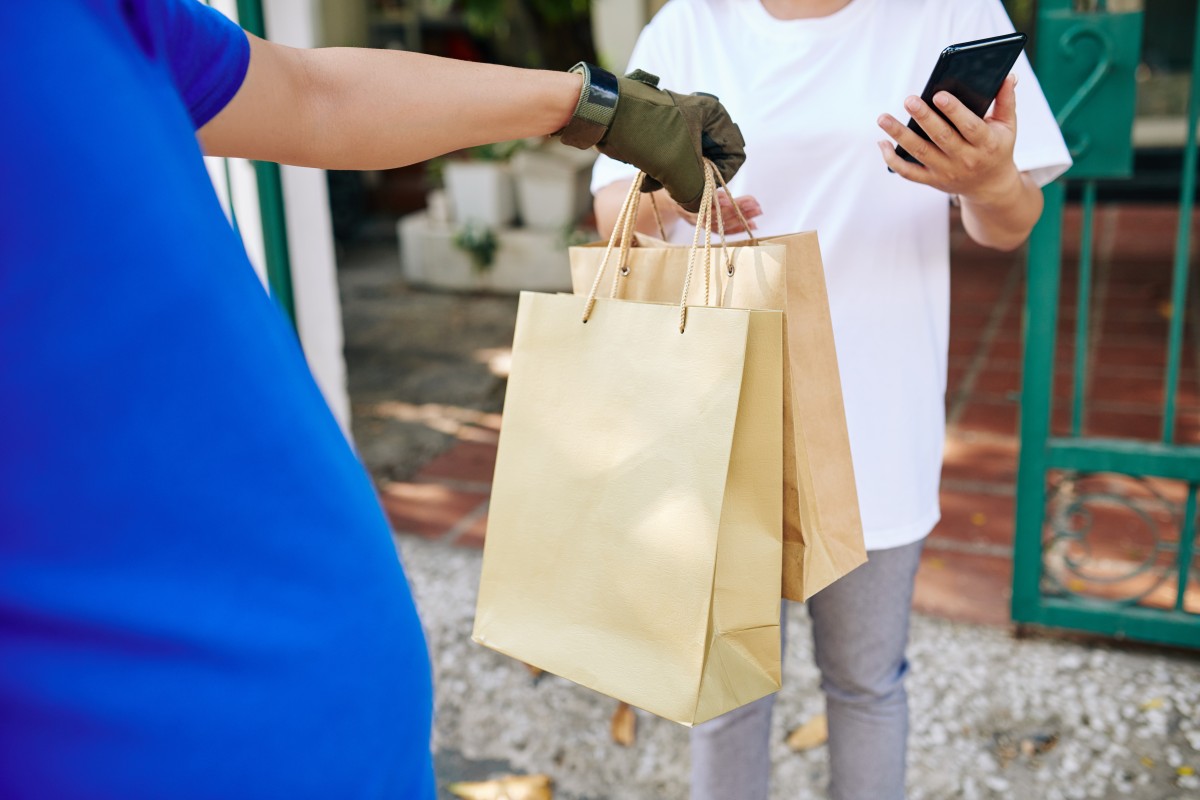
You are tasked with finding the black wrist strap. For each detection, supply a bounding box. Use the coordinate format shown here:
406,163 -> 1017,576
558,62 -> 619,149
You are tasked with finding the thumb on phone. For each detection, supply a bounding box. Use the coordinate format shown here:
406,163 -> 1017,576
988,73 -> 1018,129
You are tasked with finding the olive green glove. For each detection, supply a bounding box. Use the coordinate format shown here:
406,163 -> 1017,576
557,63 -> 745,213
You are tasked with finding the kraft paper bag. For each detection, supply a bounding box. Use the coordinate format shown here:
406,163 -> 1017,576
569,176 -> 867,601
474,169 -> 783,725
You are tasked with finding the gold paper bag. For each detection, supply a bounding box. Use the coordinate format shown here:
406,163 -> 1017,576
474,169 -> 783,725
569,180 -> 867,602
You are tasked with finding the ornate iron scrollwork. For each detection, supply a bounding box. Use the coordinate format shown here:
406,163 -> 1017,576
1043,472 -> 1186,606
1054,24 -> 1115,160
1036,8 -> 1143,179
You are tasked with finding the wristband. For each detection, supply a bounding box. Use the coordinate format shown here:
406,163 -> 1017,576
557,62 -> 620,149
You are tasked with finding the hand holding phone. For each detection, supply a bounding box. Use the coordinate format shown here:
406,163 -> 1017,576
895,32 -> 1027,166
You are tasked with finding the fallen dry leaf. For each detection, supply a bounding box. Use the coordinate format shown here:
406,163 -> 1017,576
1018,733 -> 1059,758
611,702 -> 637,747
786,713 -> 829,752
447,773 -> 553,800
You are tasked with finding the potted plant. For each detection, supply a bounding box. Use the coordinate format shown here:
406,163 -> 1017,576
511,142 -> 596,231
452,221 -> 499,273
442,140 -> 523,227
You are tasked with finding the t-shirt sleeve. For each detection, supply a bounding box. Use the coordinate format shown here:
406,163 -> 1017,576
590,5 -> 687,195
948,0 -> 1072,186
160,0 -> 252,129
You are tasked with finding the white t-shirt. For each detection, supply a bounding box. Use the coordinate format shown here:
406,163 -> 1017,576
592,0 -> 1071,551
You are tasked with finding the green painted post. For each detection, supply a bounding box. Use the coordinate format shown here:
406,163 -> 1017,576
234,0 -> 297,327
1070,181 -> 1096,438
1012,0 -> 1073,627
1038,601 -> 1199,648
234,0 -> 264,33
252,163 -> 297,325
1013,180 -> 1067,625
1162,7 -> 1200,443
1048,439 -> 1200,481
221,158 -> 241,236
1176,485 -> 1198,612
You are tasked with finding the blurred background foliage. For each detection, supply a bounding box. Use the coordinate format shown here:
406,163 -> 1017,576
426,0 -> 594,69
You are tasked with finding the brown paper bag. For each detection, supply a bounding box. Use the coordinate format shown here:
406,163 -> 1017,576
570,175 -> 866,601
474,169 -> 783,725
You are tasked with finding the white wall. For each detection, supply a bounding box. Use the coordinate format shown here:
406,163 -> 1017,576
590,0 -> 652,70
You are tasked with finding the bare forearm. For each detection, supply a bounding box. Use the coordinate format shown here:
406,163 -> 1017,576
200,36 -> 581,169
959,170 -> 1043,251
299,47 -> 580,168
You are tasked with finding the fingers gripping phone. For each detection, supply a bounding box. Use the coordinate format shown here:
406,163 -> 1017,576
896,32 -> 1028,165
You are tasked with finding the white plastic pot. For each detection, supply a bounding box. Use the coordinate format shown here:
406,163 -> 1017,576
444,161 -> 516,227
397,212 -> 579,294
511,147 -> 596,231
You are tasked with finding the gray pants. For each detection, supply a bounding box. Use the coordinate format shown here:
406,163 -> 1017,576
690,539 -> 924,800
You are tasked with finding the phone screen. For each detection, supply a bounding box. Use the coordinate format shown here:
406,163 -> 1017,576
896,33 -> 1027,165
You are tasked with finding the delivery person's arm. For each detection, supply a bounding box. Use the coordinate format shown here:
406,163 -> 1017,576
198,35 -> 745,211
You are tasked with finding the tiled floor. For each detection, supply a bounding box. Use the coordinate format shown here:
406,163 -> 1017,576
382,204 -> 1200,629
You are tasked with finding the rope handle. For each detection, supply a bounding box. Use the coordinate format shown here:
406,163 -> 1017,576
581,171 -> 645,324
709,165 -> 759,247
647,192 -> 669,240
646,165 -> 753,282
581,163 -> 720,333
617,163 -> 724,305
676,163 -> 718,332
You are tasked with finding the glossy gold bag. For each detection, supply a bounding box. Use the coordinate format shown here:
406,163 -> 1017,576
569,175 -> 866,601
473,169 -> 783,725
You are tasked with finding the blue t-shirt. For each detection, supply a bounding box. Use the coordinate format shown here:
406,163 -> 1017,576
0,2 -> 434,797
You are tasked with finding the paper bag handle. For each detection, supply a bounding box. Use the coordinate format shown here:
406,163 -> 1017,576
645,168 -> 759,248
623,163 -> 755,288
617,164 -> 727,296
582,162 -> 720,333
580,169 -> 649,322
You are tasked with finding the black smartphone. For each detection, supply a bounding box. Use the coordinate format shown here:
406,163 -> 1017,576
895,32 -> 1028,165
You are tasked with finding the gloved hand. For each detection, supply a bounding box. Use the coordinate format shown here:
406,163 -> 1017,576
557,63 -> 745,213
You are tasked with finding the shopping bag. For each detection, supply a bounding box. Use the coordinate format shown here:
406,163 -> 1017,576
569,170 -> 866,601
473,169 -> 783,725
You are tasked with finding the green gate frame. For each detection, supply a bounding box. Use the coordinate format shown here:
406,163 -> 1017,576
1012,0 -> 1200,648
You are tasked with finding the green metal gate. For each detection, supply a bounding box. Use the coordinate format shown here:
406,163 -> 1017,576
1012,0 -> 1200,647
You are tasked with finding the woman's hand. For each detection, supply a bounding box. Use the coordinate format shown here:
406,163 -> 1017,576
676,190 -> 763,235
876,74 -> 1021,202
875,74 -> 1043,251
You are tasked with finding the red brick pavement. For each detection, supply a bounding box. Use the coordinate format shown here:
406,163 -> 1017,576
382,205 -> 1200,628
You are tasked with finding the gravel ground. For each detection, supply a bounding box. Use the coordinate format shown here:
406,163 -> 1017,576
399,535 -> 1200,800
